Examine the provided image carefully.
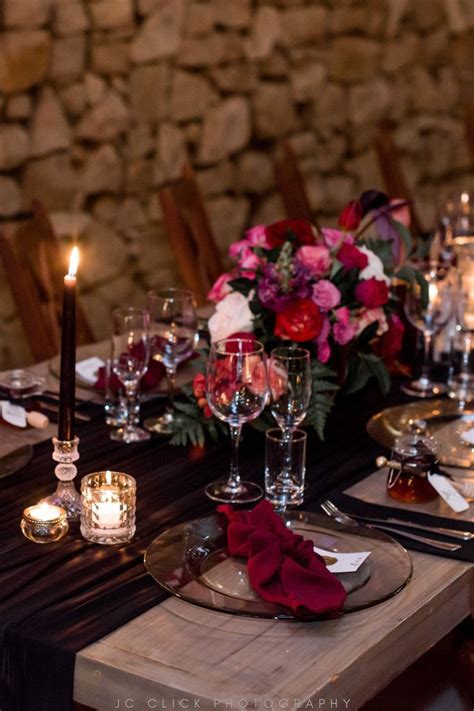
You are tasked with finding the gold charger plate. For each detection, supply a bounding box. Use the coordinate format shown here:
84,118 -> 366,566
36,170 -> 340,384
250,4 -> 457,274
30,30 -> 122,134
367,399 -> 474,469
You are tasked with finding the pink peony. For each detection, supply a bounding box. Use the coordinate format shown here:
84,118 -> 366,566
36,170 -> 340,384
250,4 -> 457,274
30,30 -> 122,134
312,280 -> 341,311
355,278 -> 389,309
229,239 -> 249,259
296,245 -> 331,277
321,228 -> 350,250
207,272 -> 233,303
245,224 -> 270,248
333,307 -> 357,345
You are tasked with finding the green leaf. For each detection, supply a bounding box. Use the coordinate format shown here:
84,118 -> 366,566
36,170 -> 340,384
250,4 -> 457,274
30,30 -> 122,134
227,277 -> 254,296
391,218 -> 413,258
360,353 -> 391,395
344,358 -> 372,395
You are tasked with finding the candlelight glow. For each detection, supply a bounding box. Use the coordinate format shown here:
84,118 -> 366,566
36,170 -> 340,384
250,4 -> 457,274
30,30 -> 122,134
68,246 -> 79,277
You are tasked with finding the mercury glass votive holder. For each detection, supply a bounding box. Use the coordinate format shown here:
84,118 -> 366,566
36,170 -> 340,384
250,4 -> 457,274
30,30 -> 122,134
80,471 -> 136,545
21,503 -> 69,544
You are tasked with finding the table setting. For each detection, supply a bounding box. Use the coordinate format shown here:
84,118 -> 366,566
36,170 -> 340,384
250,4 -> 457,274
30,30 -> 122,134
0,189 -> 473,711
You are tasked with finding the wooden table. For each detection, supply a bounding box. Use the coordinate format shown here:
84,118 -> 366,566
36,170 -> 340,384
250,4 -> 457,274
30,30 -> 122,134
3,350 -> 473,711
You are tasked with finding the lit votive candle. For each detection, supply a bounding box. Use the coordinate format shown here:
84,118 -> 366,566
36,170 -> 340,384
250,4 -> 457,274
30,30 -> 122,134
21,502 -> 69,544
80,471 -> 136,545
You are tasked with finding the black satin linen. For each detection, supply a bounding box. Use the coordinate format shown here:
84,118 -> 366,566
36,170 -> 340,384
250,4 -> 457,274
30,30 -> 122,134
0,388 -> 406,711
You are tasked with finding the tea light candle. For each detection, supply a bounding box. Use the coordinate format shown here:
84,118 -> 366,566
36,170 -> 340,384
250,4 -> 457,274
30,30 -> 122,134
21,502 -> 69,544
80,470 -> 136,545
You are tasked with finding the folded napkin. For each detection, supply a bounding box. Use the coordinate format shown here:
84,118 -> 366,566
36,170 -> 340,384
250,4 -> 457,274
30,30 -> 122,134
218,500 -> 347,617
94,358 -> 165,393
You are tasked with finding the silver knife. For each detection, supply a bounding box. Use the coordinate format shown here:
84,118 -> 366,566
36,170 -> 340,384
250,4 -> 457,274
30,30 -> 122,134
349,512 -> 473,541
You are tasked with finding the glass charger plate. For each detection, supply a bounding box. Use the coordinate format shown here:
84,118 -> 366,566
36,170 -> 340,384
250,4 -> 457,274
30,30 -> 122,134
144,511 -> 412,620
367,399 -> 474,470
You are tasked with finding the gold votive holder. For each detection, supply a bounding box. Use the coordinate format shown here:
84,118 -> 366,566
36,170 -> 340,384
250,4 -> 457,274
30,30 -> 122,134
21,503 -> 69,544
80,471 -> 136,545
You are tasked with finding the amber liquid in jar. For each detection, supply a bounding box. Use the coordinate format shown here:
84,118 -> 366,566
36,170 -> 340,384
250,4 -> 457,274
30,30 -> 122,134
387,446 -> 438,504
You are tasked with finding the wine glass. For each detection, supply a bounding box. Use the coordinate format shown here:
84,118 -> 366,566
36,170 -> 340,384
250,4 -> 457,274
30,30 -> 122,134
110,307 -> 151,443
268,347 -> 312,485
146,288 -> 198,435
205,337 -> 268,503
402,262 -> 454,398
449,251 -> 474,404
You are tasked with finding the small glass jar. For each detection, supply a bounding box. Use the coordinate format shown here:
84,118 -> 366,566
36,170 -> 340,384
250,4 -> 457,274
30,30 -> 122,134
80,471 -> 136,545
21,503 -> 69,543
387,421 -> 439,503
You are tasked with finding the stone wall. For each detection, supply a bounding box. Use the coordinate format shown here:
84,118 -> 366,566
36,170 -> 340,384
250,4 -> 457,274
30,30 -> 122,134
0,0 -> 473,368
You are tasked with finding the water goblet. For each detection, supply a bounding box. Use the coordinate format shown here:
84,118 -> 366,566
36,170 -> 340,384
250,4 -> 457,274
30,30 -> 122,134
205,337 -> 268,503
448,251 -> 474,404
268,347 -> 311,484
402,262 -> 454,398
146,288 -> 198,435
110,307 -> 151,443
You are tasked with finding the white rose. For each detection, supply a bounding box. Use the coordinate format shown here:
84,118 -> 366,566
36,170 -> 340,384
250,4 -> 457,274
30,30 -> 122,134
208,291 -> 254,343
358,246 -> 390,285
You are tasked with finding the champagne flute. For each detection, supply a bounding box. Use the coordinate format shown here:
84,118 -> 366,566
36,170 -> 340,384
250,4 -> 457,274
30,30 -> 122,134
205,337 -> 268,503
146,288 -> 198,435
268,347 -> 311,484
110,307 -> 151,443
402,262 -> 454,397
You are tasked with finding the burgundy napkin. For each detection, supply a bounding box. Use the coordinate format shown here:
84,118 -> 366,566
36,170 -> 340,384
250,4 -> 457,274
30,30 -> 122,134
94,358 -> 165,392
218,500 -> 347,617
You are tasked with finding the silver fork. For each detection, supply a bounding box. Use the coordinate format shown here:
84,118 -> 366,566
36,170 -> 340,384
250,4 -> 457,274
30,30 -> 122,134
321,500 -> 462,552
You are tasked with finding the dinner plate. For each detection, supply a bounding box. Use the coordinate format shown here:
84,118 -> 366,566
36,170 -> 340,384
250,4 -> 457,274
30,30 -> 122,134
367,399 -> 474,470
144,511 -> 412,620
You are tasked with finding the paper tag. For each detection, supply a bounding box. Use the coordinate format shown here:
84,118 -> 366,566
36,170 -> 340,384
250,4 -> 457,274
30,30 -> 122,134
313,546 -> 371,573
75,357 -> 104,385
428,473 -> 470,513
1,400 -> 27,428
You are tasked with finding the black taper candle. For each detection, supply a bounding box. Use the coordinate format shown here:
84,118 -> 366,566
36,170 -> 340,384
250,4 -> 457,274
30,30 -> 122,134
58,248 -> 78,441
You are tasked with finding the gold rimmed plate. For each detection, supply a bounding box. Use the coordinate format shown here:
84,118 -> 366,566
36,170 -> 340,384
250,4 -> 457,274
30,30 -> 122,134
144,511 -> 412,620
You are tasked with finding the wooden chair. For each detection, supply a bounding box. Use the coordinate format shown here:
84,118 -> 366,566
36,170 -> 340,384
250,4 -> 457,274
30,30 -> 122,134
375,124 -> 425,236
274,140 -> 319,227
0,202 -> 93,362
158,164 -> 224,306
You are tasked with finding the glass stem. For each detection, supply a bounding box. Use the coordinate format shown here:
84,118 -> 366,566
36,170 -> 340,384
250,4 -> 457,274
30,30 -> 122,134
419,333 -> 432,387
281,427 -> 293,481
460,332 -> 473,381
124,381 -> 138,434
166,366 -> 177,415
228,424 -> 242,490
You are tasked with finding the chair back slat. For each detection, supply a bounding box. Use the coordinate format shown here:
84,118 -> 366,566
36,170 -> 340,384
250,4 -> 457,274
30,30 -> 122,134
0,232 -> 58,361
375,125 -> 424,236
274,140 -> 315,225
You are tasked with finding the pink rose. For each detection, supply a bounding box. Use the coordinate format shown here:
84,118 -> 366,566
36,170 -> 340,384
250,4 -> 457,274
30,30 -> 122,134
312,280 -> 341,311
229,239 -> 249,259
333,307 -> 357,345
356,308 -> 388,337
296,245 -> 331,277
207,272 -> 233,303
239,246 -> 261,277
321,228 -> 351,250
245,225 -> 270,248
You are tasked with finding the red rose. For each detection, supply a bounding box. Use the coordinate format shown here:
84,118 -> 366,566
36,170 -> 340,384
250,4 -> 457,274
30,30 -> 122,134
338,200 -> 362,231
355,278 -> 389,308
266,219 -> 316,248
275,299 -> 323,342
373,314 -> 405,359
337,242 -> 369,271
225,332 -> 257,353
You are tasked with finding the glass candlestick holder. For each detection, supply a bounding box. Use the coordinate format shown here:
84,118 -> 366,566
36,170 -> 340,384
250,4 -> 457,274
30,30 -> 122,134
80,471 -> 136,545
43,436 -> 81,521
21,503 -> 69,544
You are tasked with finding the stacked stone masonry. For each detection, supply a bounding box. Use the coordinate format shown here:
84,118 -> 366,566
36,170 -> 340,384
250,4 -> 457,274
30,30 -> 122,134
0,0 -> 473,367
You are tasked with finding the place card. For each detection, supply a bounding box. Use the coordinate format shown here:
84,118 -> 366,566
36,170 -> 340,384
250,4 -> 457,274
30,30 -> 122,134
75,357 -> 104,385
314,546 -> 371,573
428,473 -> 470,513
1,401 -> 27,428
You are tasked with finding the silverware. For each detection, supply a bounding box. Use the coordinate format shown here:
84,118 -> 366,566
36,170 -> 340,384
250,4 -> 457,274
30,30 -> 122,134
320,500 -> 462,552
35,400 -> 91,423
331,510 -> 473,541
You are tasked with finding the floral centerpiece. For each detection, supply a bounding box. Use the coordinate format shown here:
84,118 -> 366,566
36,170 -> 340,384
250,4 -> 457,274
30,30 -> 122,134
170,190 -> 425,446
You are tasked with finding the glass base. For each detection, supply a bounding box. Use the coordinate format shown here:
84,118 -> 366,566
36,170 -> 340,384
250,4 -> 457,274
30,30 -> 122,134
205,480 -> 263,504
43,482 -> 81,521
110,426 -> 151,443
144,412 -> 183,436
401,379 -> 447,398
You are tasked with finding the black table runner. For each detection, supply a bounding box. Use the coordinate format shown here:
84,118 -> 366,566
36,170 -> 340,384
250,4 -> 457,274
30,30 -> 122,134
0,385 -> 420,711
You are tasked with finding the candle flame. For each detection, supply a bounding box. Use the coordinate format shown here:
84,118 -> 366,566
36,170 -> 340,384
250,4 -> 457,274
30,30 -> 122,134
68,246 -> 79,277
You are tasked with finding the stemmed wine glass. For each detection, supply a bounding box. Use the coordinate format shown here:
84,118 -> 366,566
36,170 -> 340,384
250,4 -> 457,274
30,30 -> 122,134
268,347 -> 312,488
402,262 -> 454,398
110,307 -> 151,443
146,288 -> 198,435
450,251 -> 474,404
205,337 -> 268,503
